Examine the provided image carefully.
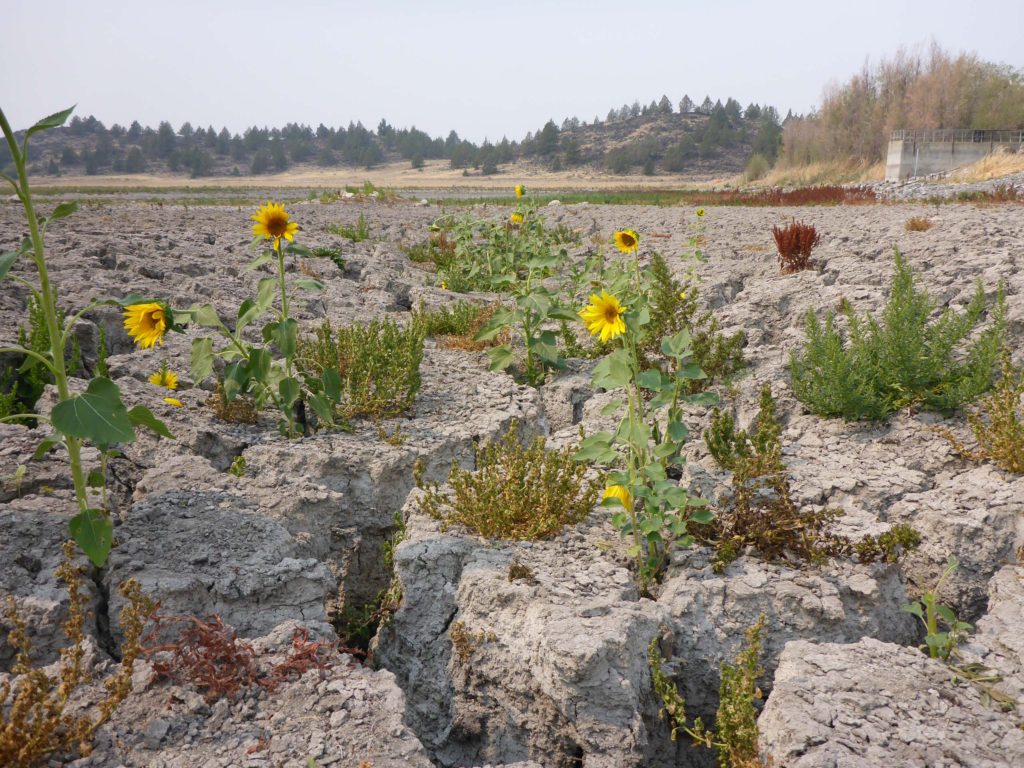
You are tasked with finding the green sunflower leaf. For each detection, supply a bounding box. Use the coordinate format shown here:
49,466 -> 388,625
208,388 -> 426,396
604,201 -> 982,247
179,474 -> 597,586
51,377 -> 135,446
487,345 -> 515,371
0,251 -> 18,280
49,201 -> 78,220
127,405 -> 175,439
26,106 -> 75,140
69,508 -> 112,568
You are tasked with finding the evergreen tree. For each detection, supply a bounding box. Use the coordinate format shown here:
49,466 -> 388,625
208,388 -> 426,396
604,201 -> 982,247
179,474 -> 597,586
679,94 -> 694,113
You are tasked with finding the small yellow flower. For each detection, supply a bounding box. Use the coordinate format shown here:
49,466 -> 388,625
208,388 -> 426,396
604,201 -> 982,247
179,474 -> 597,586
579,290 -> 627,343
515,184 -> 525,199
440,281 -> 448,290
510,212 -> 524,225
148,367 -> 178,390
603,484 -> 632,509
679,290 -> 687,300
251,201 -> 299,252
696,207 -> 706,218
123,303 -> 168,349
613,229 -> 639,253
163,397 -> 183,408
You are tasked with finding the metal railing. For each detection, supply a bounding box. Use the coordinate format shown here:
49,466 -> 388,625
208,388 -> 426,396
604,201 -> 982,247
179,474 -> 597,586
891,129 -> 1024,143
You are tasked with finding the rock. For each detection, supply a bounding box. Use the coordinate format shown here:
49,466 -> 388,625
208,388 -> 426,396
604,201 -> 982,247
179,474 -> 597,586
759,637 -> 1024,767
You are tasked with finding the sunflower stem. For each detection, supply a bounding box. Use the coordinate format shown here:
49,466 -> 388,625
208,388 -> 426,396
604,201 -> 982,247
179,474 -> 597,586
0,107 -> 89,513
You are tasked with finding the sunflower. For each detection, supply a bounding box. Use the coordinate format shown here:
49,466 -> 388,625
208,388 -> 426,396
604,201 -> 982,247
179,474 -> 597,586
251,202 -> 299,252
515,184 -> 525,199
696,207 -> 706,218
602,484 -> 632,509
510,212 -> 524,225
163,397 -> 183,408
123,303 -> 168,349
579,290 -> 627,342
613,229 -> 639,253
148,366 -> 178,390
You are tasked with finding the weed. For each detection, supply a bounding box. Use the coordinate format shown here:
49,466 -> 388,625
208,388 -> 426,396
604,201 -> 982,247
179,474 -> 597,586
702,384 -> 919,571
327,213 -> 370,242
937,349 -> 1024,473
208,381 -> 259,424
449,620 -> 496,663
298,259 -> 322,280
507,559 -> 537,584
95,323 -> 108,377
410,301 -> 504,350
644,252 -> 745,390
902,556 -> 973,661
227,454 -> 247,477
905,216 -> 933,232
296,317 -> 425,421
376,424 -> 407,446
772,221 -> 820,273
417,424 -> 600,540
310,246 -> 346,272
404,230 -> 455,270
790,248 -> 1006,420
0,542 -> 155,767
649,614 -> 768,767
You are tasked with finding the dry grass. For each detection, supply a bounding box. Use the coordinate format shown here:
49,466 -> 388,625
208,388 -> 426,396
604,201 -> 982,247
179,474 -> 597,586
747,160 -> 884,188
946,148 -> 1024,183
905,216 -> 933,232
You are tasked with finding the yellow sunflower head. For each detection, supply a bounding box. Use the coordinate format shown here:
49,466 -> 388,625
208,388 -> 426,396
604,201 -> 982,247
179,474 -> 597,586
696,207 -> 706,218
251,201 -> 299,251
123,302 -> 168,349
510,212 -> 524,225
579,290 -> 628,343
148,366 -> 178,390
602,484 -> 632,509
515,184 -> 525,199
613,229 -> 639,253
163,397 -> 183,408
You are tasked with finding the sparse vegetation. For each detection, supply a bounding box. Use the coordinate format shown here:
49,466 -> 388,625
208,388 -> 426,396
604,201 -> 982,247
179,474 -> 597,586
902,557 -> 973,661
410,300 -> 505,350
327,213 -> 370,242
702,384 -> 920,571
310,245 -> 346,272
208,381 -> 259,424
905,216 -> 933,232
790,248 -> 1006,420
416,425 -> 600,540
772,221 -> 820,273
297,316 -> 425,421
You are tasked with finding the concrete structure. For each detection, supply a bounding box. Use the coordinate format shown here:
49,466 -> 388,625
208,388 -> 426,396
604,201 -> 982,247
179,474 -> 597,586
885,129 -> 1023,181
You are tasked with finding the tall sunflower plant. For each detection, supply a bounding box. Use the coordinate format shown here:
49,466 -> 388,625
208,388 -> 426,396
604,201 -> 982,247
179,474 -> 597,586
185,202 -> 338,437
0,106 -> 175,567
574,230 -> 717,592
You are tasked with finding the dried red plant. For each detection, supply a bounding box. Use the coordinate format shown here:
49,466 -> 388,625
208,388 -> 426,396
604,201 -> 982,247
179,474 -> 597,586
772,221 -> 821,273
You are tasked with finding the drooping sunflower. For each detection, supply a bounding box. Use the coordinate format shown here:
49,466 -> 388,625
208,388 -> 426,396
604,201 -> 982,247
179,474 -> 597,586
251,202 -> 299,252
510,212 -> 524,225
579,290 -> 627,343
602,484 -> 632,509
123,303 -> 168,349
163,397 -> 183,408
148,367 -> 178,390
613,229 -> 639,253
515,184 -> 525,199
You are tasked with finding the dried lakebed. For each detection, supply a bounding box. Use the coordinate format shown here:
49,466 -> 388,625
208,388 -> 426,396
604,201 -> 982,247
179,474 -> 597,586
1,198 -> 1023,767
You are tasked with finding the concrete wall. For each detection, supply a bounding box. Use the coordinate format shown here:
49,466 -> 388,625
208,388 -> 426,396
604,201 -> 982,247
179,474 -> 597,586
886,137 -> 1021,181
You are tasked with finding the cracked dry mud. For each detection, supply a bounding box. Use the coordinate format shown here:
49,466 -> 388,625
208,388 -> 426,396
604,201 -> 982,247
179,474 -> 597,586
1,195 -> 1022,767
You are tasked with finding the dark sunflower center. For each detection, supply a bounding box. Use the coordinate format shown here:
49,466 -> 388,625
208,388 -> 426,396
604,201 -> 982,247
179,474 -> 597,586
604,306 -> 619,323
265,213 -> 289,237
621,234 -> 635,247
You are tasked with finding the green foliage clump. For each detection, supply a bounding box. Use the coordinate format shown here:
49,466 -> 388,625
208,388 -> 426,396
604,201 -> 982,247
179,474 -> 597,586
938,349 -> 1024,474
0,292 -> 81,424
297,316 -> 425,421
410,300 -> 496,342
644,252 -> 745,390
417,425 -> 600,540
310,246 -> 346,272
790,248 -> 1006,421
326,213 -> 369,242
649,614 -> 767,768
703,384 -> 919,571
902,556 -> 973,661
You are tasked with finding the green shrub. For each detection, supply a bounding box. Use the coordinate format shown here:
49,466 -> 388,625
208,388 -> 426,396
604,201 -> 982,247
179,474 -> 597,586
702,384 -> 920,571
326,213 -> 369,242
297,316 -> 425,420
644,252 -> 745,390
416,425 -> 600,540
790,248 -> 1006,420
744,153 -> 770,182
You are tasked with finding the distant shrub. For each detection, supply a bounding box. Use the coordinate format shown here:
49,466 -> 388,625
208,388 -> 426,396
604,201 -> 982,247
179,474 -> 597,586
905,216 -> 932,232
790,248 -> 1006,420
772,221 -> 820,273
297,317 -> 425,421
702,383 -> 920,571
416,425 -> 600,540
744,153 -> 770,182
937,349 -> 1024,474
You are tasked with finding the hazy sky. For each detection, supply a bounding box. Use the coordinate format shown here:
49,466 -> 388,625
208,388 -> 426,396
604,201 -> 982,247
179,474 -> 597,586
2,0 -> 1021,142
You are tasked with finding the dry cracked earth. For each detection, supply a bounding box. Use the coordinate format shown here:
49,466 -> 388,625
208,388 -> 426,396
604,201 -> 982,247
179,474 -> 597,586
1,194 -> 1023,768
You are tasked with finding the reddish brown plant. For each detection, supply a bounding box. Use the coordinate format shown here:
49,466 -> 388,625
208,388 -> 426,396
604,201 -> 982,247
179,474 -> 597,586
772,221 -> 821,273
